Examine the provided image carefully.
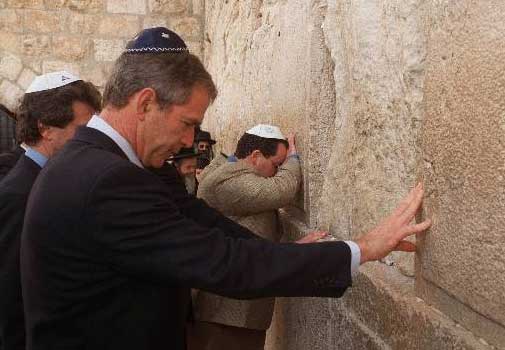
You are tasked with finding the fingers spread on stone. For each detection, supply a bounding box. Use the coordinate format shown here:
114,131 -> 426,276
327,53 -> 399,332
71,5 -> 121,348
400,219 -> 432,239
400,184 -> 424,224
392,185 -> 418,217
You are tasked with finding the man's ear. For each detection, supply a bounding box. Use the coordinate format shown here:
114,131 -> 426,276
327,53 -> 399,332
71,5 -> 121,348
250,150 -> 263,166
134,88 -> 157,121
38,122 -> 52,141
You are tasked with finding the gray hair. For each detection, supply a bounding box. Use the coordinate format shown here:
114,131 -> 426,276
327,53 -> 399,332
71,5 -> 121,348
103,52 -> 217,109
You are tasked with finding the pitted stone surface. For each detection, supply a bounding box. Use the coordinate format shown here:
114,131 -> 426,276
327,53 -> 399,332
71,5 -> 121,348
418,1 -> 505,346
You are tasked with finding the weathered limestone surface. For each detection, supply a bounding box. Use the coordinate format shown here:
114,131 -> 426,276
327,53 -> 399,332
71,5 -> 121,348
203,0 -> 504,349
417,1 -> 505,347
0,0 -> 204,108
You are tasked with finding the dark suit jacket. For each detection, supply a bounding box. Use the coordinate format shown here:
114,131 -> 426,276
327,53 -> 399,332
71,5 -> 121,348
148,162 -> 257,347
0,146 -> 24,182
0,155 -> 41,350
21,126 -> 352,350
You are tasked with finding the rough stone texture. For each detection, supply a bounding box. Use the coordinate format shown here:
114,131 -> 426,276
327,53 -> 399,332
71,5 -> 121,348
416,1 -> 505,347
171,16 -> 201,41
0,80 -> 23,110
67,0 -> 103,12
52,36 -> 90,61
24,9 -> 64,33
42,59 -> 80,75
107,0 -> 146,15
17,68 -> 37,90
97,15 -> 140,38
0,9 -> 23,32
22,34 -> 51,57
0,0 -> 204,108
5,0 -> 44,9
142,16 -> 168,29
203,0 -> 504,349
67,13 -> 98,35
192,0 -> 203,16
148,0 -> 186,15
0,32 -> 21,54
0,53 -> 23,81
93,39 -> 125,62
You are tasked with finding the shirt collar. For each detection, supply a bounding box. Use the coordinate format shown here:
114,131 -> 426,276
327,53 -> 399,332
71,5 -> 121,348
87,115 -> 144,168
227,154 -> 238,162
24,147 -> 48,168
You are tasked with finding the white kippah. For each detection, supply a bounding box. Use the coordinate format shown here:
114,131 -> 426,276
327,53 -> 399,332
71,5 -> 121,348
246,124 -> 286,140
25,71 -> 81,93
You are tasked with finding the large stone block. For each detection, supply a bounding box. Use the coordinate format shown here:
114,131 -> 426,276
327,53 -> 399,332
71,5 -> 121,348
97,15 -> 139,38
171,17 -> 201,40
17,68 -> 37,91
418,2 -> 505,348
0,53 -> 23,81
0,9 -> 23,33
67,12 -> 99,35
52,35 -> 90,60
67,0 -> 103,12
43,0 -> 66,10
22,35 -> 51,57
107,0 -> 146,14
192,0 -> 203,16
148,0 -> 186,15
5,0 -> 43,9
42,60 -> 80,75
24,10 -> 64,33
93,39 -> 124,62
0,80 -> 23,110
142,16 -> 167,29
0,32 -> 21,54
80,62 -> 111,87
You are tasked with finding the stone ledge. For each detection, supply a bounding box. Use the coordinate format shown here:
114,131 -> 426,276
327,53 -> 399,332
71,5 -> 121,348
276,207 -> 498,349
416,275 -> 505,349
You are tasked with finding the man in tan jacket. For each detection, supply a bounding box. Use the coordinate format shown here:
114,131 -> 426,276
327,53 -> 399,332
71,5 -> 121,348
190,124 -> 323,350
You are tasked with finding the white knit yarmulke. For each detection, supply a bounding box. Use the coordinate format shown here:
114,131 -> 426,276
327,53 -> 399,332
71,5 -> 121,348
25,71 -> 81,93
245,124 -> 286,140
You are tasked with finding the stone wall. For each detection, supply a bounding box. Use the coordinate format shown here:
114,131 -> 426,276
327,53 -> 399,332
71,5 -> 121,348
0,0 -> 204,110
202,0 -> 504,349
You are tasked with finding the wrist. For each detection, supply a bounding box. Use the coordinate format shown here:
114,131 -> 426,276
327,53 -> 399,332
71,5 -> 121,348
355,239 -> 368,264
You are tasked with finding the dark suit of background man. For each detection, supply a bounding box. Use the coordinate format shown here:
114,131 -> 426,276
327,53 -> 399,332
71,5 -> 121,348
20,27 -> 431,350
0,104 -> 23,181
0,71 -> 101,350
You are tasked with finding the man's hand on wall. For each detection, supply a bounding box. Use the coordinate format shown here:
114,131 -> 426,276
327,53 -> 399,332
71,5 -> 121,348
355,183 -> 432,264
295,231 -> 328,244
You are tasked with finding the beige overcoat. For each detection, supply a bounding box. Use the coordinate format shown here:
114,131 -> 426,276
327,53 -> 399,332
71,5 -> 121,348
193,154 -> 301,330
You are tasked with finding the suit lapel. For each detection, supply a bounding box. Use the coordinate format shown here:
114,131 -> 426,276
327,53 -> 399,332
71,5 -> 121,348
73,126 -> 130,161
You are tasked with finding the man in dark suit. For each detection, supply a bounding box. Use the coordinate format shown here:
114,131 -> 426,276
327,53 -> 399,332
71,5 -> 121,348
0,72 -> 101,350
21,28 -> 431,350
0,146 -> 24,182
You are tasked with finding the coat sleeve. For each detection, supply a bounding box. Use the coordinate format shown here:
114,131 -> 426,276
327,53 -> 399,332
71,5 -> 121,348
149,164 -> 259,240
212,157 -> 302,216
87,163 -> 351,300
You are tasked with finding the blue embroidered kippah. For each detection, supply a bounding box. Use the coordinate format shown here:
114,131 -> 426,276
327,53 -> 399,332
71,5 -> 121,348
125,27 -> 188,53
